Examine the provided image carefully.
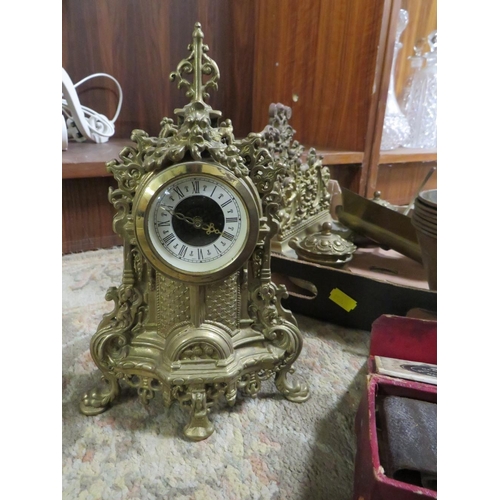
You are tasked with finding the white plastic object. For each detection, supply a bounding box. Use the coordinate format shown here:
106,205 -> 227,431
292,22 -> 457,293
62,68 -> 123,144
62,114 -> 68,150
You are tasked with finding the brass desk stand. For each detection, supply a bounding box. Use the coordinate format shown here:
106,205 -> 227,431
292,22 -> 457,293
259,103 -> 334,254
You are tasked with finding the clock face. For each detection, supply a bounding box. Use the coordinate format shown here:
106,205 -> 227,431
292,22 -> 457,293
146,173 -> 250,275
134,162 -> 261,283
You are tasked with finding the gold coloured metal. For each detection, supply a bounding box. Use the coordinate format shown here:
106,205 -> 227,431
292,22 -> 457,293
133,162 -> 260,285
80,22 -> 309,440
337,188 -> 423,263
258,103 -> 335,254
372,191 -> 399,211
290,221 -> 357,267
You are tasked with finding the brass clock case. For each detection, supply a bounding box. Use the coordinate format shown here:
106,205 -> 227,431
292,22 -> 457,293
80,22 -> 310,441
133,161 -> 261,284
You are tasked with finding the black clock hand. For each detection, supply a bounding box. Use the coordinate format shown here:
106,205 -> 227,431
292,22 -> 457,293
161,206 -> 221,234
161,206 -> 195,224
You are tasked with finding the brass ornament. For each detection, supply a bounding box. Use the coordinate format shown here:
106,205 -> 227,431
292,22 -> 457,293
290,222 -> 357,267
80,22 -> 309,441
372,191 -> 398,211
257,103 -> 337,253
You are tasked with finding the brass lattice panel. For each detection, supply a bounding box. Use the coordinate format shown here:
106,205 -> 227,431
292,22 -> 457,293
205,272 -> 239,332
156,273 -> 190,335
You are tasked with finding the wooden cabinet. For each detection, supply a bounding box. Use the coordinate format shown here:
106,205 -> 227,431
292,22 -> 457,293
62,0 -> 437,253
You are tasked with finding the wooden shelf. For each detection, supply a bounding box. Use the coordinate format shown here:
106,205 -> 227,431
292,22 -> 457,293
62,139 -> 364,182
303,148 -> 364,165
378,148 -> 437,165
62,138 -> 133,179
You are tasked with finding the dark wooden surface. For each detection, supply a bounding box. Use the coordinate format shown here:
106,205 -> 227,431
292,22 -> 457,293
363,0 -> 401,197
62,140 -> 365,181
328,164 -> 363,194
62,0 -> 257,139
309,149 -> 364,165
252,0 -> 385,152
373,161 -> 437,205
62,178 -> 121,254
379,148 -> 437,164
358,0 -> 395,196
62,139 -> 133,179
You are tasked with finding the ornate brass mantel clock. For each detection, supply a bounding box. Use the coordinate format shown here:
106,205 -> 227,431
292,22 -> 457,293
80,23 -> 309,441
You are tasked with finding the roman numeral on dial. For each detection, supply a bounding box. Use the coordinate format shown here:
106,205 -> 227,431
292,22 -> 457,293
178,245 -> 188,258
221,231 -> 234,241
173,186 -> 185,198
162,233 -> 175,245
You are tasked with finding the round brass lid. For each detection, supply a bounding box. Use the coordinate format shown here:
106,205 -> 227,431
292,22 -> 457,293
290,222 -> 357,267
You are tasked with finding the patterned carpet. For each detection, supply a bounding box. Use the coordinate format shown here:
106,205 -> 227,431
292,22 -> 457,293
62,248 -> 370,500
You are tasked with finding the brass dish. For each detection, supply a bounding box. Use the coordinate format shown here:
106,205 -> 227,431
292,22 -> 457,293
336,188 -> 422,263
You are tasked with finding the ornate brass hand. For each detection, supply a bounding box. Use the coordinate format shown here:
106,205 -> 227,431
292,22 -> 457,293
161,206 -> 222,235
202,222 -> 221,235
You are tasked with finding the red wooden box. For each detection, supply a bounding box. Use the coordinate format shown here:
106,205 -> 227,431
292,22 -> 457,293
352,315 -> 437,500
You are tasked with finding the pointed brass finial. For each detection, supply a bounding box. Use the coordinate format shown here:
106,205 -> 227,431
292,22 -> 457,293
170,22 -> 220,102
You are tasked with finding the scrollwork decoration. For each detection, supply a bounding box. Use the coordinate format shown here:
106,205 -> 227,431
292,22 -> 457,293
169,22 -> 220,103
258,103 -> 332,237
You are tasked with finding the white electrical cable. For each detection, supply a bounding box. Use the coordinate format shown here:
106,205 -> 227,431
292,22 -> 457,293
62,68 -> 123,144
62,114 -> 68,150
72,72 -> 123,124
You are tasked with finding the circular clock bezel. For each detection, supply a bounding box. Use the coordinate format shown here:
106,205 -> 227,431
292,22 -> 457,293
134,161 -> 261,284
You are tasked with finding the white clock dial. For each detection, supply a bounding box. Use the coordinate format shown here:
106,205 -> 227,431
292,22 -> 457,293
147,174 -> 249,274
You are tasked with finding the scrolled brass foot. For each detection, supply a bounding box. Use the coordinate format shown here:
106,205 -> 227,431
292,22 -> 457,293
183,388 -> 214,441
80,376 -> 121,416
275,368 -> 310,403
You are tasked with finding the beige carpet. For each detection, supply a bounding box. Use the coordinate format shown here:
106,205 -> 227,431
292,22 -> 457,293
62,248 -> 370,500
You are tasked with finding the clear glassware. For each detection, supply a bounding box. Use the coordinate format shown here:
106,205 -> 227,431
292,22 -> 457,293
401,38 -> 426,113
403,30 -> 437,149
380,9 -> 411,150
